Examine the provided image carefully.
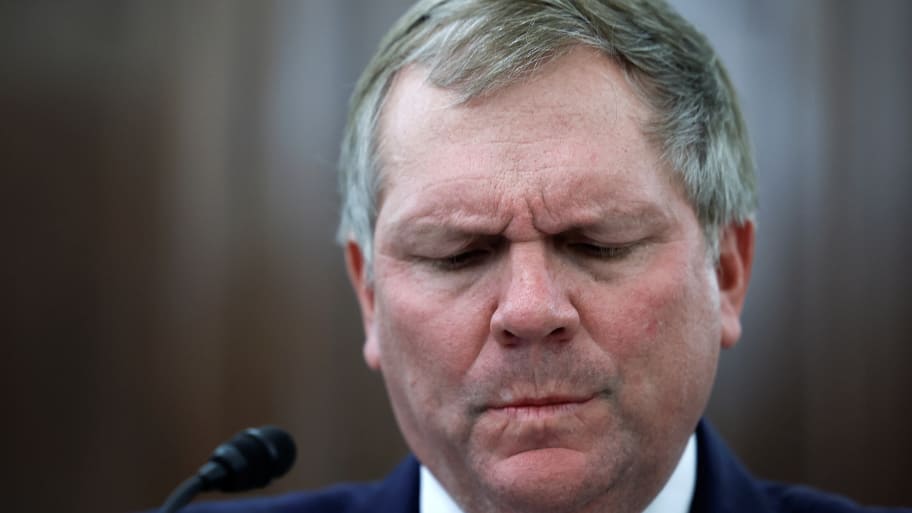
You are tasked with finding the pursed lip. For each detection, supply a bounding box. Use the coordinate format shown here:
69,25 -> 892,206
486,393 -> 597,415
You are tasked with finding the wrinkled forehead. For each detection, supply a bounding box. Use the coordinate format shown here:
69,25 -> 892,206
369,46 -> 696,248
374,47 -> 660,203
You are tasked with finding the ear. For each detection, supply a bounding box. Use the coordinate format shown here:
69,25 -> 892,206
345,241 -> 382,370
716,220 -> 755,350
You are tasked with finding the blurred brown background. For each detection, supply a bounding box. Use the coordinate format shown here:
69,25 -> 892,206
2,1 -> 910,512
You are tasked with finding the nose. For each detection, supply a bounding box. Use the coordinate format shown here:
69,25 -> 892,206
490,242 -> 580,346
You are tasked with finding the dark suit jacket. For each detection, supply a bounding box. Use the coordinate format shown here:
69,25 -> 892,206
174,421 -> 907,513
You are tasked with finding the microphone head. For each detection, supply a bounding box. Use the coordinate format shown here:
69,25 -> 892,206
199,425 -> 297,492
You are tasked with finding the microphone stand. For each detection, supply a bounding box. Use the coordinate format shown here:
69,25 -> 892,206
158,476 -> 204,513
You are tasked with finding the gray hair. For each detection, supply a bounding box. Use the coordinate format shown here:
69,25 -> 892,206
338,0 -> 756,272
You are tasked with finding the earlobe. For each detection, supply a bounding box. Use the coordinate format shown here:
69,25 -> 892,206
716,221 -> 755,349
363,337 -> 381,370
344,241 -> 382,370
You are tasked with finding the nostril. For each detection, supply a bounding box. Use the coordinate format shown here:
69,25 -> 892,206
496,325 -> 571,347
498,329 -> 521,346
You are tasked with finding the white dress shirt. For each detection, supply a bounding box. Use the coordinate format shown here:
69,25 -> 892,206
419,433 -> 697,513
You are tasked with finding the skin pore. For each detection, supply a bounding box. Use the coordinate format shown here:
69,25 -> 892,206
345,47 -> 754,513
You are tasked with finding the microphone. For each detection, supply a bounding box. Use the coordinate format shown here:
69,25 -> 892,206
159,426 -> 297,513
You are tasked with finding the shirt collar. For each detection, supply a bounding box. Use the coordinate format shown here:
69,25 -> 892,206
419,433 -> 698,513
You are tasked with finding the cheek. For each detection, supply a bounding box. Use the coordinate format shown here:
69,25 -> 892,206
373,265 -> 493,392
584,259 -> 721,411
582,274 -> 690,356
371,266 -> 496,459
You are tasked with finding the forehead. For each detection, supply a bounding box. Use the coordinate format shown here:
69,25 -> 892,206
375,47 -> 682,234
380,47 -> 652,166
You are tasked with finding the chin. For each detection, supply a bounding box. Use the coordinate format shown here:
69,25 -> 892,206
476,448 -> 619,513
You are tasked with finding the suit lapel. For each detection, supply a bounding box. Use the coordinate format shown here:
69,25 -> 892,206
356,455 -> 420,513
690,420 -> 777,513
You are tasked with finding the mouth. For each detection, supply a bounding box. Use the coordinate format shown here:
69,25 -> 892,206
486,394 -> 597,419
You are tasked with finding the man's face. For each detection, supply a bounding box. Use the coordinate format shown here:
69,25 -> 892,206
346,48 -> 752,513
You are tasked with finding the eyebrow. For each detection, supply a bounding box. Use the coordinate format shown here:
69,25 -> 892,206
389,215 -> 507,249
387,201 -> 674,243
548,203 -> 674,238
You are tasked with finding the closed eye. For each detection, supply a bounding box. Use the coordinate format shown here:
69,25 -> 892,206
567,242 -> 633,260
432,248 -> 491,271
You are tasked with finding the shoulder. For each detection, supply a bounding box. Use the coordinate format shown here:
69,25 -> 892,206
692,421 -> 909,513
174,456 -> 421,513
759,481 -> 911,513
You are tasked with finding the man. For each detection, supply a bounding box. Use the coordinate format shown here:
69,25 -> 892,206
182,1 -> 906,512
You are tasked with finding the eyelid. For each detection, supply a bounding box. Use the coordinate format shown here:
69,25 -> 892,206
429,248 -> 490,271
424,237 -> 502,271
563,237 -> 638,259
